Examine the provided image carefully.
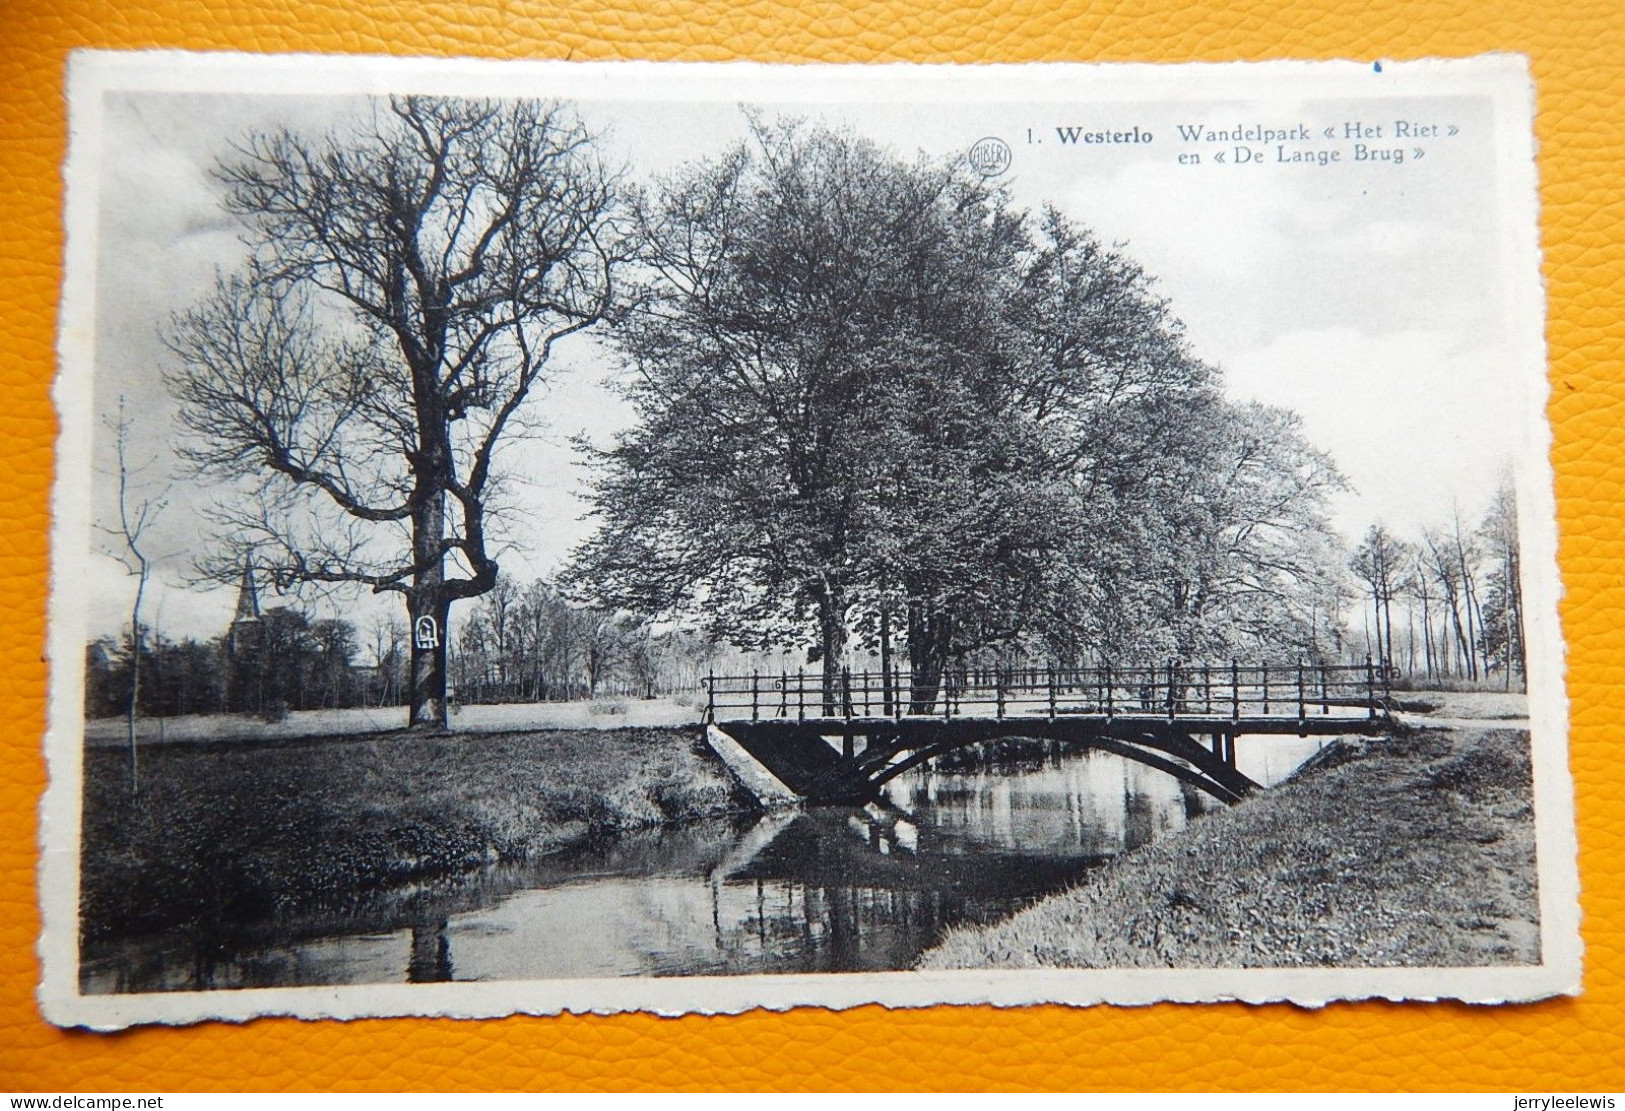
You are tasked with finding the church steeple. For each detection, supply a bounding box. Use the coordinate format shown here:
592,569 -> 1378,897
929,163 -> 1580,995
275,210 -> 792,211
227,558 -> 262,662
225,558 -> 264,713
232,559 -> 261,624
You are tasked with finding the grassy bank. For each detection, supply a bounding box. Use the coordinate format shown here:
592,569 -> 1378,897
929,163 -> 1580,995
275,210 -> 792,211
81,726 -> 751,942
920,727 -> 1539,970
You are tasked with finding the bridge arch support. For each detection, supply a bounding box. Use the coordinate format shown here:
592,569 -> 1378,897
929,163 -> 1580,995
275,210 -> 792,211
856,732 -> 1249,804
715,717 -> 1271,806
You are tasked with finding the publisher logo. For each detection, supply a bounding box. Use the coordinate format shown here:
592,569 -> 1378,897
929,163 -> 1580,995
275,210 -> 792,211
968,136 -> 1012,177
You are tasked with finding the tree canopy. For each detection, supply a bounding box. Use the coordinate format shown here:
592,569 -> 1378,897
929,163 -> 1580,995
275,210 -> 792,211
570,118 -> 1350,706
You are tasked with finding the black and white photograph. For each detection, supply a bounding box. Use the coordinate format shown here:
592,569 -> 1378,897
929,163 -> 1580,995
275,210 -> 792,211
42,53 -> 1577,1027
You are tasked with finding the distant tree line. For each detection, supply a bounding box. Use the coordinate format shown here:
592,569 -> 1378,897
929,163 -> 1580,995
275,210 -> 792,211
85,582 -> 719,721
448,576 -> 715,704
85,606 -> 375,720
1348,479 -> 1526,688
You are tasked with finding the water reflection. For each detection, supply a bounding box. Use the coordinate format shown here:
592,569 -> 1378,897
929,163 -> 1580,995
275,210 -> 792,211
407,919 -> 453,983
81,737 -> 1330,993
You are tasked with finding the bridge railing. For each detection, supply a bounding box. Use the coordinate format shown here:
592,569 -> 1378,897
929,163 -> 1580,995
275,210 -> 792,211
701,659 -> 1392,724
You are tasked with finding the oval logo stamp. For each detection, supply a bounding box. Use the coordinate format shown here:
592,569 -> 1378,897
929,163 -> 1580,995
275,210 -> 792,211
968,135 -> 1012,176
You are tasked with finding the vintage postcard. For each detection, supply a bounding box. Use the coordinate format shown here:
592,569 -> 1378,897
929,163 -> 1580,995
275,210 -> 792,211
42,51 -> 1578,1028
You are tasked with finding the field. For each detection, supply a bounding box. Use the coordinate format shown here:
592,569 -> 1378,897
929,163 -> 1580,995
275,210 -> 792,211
82,696 -> 702,747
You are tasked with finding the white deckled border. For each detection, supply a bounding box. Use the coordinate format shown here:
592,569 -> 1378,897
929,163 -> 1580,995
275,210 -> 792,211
40,49 -> 1579,1030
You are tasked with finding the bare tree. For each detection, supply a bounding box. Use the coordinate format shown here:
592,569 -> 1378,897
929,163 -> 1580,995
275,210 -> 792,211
1349,524 -> 1407,668
1407,548 -> 1438,678
1449,504 -> 1486,682
164,97 -> 623,729
1423,527 -> 1472,679
368,614 -> 406,707
101,398 -> 169,792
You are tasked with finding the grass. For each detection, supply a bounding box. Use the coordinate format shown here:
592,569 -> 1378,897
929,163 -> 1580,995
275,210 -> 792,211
80,726 -> 752,943
82,697 -> 702,746
1395,690 -> 1529,720
919,725 -> 1539,970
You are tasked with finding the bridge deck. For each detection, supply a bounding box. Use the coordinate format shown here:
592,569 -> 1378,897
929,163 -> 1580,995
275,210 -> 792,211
701,660 -> 1393,804
716,712 -> 1382,737
703,659 -> 1393,728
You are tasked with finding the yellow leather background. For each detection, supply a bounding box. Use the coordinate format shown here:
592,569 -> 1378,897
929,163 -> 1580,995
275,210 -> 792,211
4,0 -> 1622,1092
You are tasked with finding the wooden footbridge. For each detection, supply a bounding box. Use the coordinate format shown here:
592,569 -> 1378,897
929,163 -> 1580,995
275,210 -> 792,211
703,660 -> 1393,805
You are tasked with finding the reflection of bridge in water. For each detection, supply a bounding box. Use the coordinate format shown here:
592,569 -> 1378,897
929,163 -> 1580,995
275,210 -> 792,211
83,754 -> 1248,991
705,660 -> 1392,805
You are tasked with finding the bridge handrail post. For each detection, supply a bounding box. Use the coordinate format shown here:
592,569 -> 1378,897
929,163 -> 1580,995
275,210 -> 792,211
751,669 -> 759,721
1261,661 -> 1269,715
1105,663 -> 1114,720
996,666 -> 1005,720
841,666 -> 852,723
1231,659 -> 1240,722
1048,665 -> 1057,721
1297,660 -> 1306,725
779,670 -> 789,718
705,669 -> 715,724
1204,664 -> 1212,714
1321,664 -> 1330,715
1166,658 -> 1177,721
797,667 -> 805,722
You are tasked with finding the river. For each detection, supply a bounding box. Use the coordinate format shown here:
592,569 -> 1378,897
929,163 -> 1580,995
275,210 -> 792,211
80,737 -> 1330,993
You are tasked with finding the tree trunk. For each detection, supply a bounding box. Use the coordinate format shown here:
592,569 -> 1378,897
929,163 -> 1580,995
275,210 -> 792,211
1371,597 -> 1385,667
1420,584 -> 1434,678
816,584 -> 848,716
1446,591 -> 1469,679
126,566 -> 147,795
408,484 -> 450,731
1509,545 -> 1526,683
906,602 -> 953,715
1381,593 -> 1395,671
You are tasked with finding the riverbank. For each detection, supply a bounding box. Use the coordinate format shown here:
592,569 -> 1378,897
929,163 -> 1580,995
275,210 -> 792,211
919,726 -> 1539,969
80,726 -> 752,942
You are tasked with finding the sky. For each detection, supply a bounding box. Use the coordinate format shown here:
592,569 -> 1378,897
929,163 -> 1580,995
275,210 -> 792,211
77,80 -> 1534,643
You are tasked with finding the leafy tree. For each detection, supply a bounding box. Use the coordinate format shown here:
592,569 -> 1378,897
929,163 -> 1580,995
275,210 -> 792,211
164,96 -> 623,730
1477,479 -> 1525,685
851,211 -> 1212,706
572,118 -> 998,708
310,618 -> 359,709
1153,399 -> 1349,662
574,118 -> 1354,706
